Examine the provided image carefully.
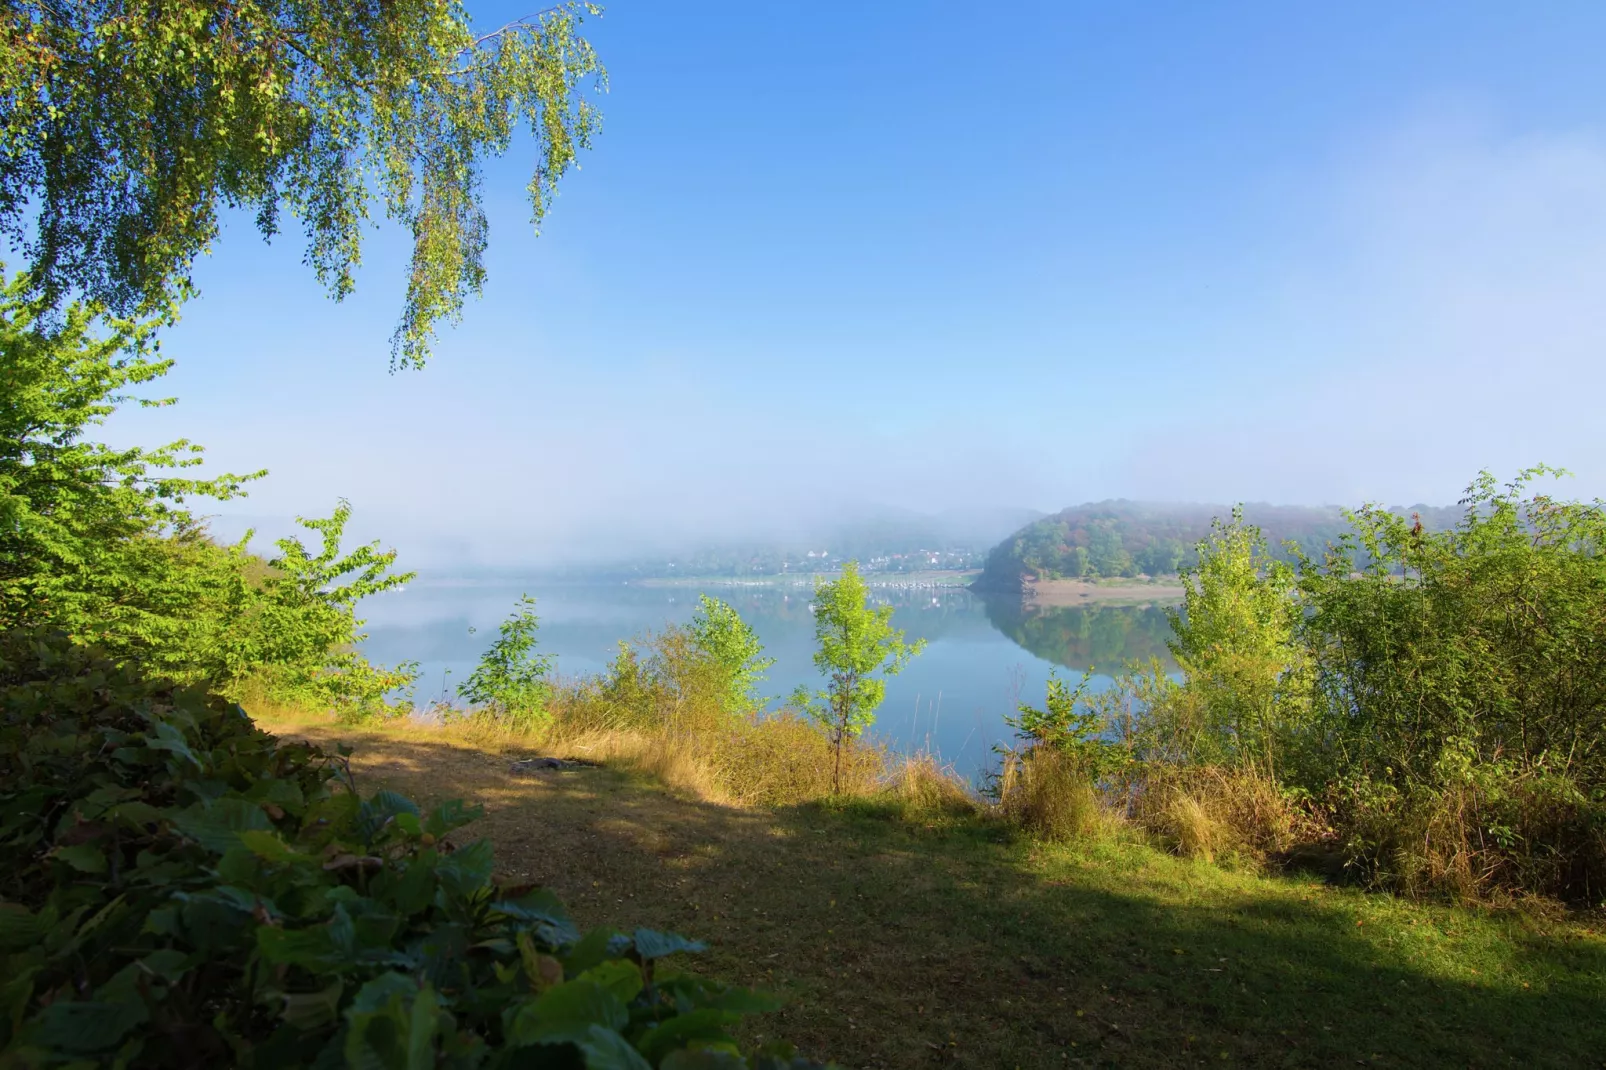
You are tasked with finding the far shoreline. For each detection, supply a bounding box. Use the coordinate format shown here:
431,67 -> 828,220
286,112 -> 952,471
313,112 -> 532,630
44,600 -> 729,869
1017,577 -> 1187,607
632,569 -> 980,590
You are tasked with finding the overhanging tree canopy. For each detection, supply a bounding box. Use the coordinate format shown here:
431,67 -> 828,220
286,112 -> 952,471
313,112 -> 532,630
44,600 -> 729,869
0,0 -> 605,367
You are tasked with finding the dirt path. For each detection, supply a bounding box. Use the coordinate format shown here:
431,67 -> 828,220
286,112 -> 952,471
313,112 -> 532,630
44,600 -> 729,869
268,720 -> 1606,1070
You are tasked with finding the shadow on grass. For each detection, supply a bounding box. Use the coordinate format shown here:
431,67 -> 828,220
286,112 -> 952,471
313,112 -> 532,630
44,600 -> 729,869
273,724 -> 1606,1070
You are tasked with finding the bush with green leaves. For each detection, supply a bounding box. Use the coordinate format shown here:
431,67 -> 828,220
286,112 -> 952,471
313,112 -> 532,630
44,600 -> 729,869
0,629 -> 832,1068
1005,671 -> 1125,780
1292,468 -> 1606,900
1083,469 -> 1606,901
0,269 -> 416,716
1165,508 -> 1309,780
458,596 -> 555,729
687,596 -> 774,717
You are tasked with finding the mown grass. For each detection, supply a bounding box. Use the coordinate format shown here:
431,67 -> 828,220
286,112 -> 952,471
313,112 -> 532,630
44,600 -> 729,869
252,709 -> 1606,1069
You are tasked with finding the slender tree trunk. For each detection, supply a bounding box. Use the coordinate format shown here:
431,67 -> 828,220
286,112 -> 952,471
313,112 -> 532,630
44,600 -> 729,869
833,720 -> 844,795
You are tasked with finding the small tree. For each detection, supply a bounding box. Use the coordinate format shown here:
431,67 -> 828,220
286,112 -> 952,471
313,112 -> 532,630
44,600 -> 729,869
797,561 -> 924,793
1167,508 -> 1306,778
459,595 -> 554,729
1007,670 -> 1126,775
687,594 -> 775,715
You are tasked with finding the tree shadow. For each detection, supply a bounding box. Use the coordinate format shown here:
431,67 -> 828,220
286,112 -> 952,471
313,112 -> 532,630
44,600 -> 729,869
274,724 -> 1606,1069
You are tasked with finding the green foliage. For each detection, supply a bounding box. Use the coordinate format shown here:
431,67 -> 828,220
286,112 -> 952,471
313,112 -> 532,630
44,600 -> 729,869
1086,472 -> 1606,902
687,595 -> 774,715
583,626 -> 736,737
796,562 -> 924,794
458,596 -> 554,730
0,268 -> 416,716
1166,508 -> 1308,778
0,630 -> 831,1068
975,500 -> 1458,588
0,0 -> 605,367
1293,468 -> 1606,900
226,502 -> 418,721
1005,671 -> 1123,778
0,271 -> 254,639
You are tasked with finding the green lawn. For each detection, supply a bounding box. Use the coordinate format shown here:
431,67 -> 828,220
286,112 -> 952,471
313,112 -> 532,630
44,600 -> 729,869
264,717 -> 1606,1069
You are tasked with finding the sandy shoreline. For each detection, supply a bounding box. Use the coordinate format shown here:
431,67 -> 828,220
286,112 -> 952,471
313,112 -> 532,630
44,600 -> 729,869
1020,578 -> 1186,606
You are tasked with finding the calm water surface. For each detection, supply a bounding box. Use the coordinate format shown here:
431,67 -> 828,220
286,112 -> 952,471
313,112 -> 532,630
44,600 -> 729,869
358,577 -> 1179,780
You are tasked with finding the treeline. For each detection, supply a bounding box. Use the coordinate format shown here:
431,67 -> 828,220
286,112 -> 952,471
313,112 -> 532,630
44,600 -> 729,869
975,500 -> 1463,587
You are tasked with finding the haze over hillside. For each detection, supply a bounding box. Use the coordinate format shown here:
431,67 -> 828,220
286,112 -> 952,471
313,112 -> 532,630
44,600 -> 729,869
975,499 -> 1465,590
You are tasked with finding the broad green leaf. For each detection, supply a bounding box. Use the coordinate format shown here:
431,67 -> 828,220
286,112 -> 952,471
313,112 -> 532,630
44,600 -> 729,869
238,829 -> 309,865
435,839 -> 495,899
245,778 -> 306,814
425,799 -> 483,837
385,858 -> 437,916
137,948 -> 190,983
662,1051 -> 750,1070
0,902 -> 44,951
258,906 -> 357,970
358,791 -> 421,843
636,1009 -> 740,1066
350,972 -> 418,1015
577,960 -> 643,1004
406,982 -> 440,1070
29,999 -> 148,1054
572,1024 -> 653,1070
172,798 -> 273,854
505,980 -> 628,1047
51,843 -> 107,874
632,929 -> 707,961
563,927 -> 617,977
145,719 -> 201,768
282,981 -> 345,1031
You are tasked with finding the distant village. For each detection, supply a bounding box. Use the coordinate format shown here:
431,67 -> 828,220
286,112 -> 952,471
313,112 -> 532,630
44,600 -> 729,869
650,544 -> 986,579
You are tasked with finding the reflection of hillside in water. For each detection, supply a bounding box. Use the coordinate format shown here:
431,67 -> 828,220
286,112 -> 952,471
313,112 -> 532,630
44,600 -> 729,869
982,598 -> 1178,673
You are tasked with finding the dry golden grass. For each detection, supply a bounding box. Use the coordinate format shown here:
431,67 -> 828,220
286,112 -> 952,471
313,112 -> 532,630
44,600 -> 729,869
996,747 -> 1121,843
1135,766 -> 1297,865
247,706 -> 1606,1070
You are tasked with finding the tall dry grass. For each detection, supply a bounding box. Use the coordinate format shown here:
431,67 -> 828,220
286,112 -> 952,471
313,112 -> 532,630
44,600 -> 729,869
996,747 -> 1121,842
1130,766 -> 1297,865
442,626 -> 978,814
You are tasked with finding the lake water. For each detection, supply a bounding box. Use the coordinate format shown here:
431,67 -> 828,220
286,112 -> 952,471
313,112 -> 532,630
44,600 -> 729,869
358,576 -> 1179,781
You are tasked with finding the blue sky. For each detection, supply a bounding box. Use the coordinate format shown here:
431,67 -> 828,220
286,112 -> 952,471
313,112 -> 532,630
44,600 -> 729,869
112,1 -> 1606,564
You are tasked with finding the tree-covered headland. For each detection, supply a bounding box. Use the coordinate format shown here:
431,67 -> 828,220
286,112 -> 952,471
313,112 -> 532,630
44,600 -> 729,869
975,499 -> 1464,588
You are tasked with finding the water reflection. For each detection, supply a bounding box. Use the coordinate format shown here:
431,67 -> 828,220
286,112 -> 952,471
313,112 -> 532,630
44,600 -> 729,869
980,598 -> 1177,674
358,576 -> 1181,777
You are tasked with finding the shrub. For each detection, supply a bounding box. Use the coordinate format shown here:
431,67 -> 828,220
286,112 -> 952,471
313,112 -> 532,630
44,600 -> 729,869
996,748 -> 1116,843
0,630 -> 830,1068
795,562 -> 923,794
1297,468 -> 1606,902
687,595 -> 775,717
0,272 -> 416,718
457,596 -> 555,731
1131,767 -> 1296,866
708,714 -> 886,808
885,754 -> 980,822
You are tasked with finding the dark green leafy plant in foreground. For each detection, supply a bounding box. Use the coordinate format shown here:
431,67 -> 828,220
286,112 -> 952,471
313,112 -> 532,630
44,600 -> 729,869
0,631 -> 827,1068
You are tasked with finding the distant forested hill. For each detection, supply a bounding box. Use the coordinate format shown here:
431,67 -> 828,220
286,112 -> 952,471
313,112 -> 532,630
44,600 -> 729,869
974,500 -> 1462,590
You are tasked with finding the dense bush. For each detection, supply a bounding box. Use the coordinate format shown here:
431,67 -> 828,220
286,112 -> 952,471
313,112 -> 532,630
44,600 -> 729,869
0,630 -> 830,1068
456,596 -> 556,731
1027,471 -> 1606,903
0,271 -> 416,715
1294,469 -> 1606,901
